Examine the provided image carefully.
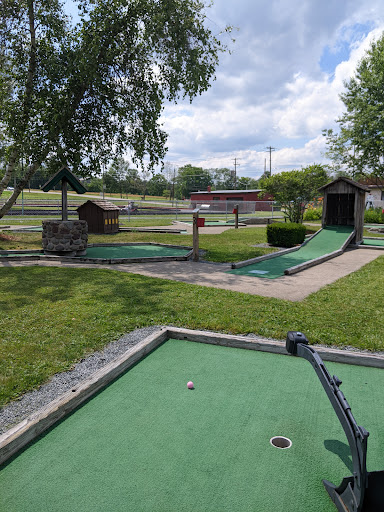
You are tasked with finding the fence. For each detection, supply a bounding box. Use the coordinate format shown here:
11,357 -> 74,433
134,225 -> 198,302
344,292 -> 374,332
0,197 -> 284,220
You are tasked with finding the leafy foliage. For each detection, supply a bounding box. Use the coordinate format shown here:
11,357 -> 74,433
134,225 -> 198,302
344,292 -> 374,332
266,222 -> 306,247
175,164 -> 213,198
303,206 -> 322,221
0,0 -> 230,216
324,33 -> 384,178
364,207 -> 384,224
260,165 -> 328,223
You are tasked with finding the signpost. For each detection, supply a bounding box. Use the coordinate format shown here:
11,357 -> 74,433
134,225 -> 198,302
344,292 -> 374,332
192,208 -> 200,262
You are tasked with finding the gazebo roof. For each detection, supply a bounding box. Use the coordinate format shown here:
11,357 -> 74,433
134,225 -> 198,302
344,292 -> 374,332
42,167 -> 87,194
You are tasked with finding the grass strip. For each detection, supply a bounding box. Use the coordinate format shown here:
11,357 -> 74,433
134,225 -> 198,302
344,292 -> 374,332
1,256 -> 384,407
0,227 -> 277,262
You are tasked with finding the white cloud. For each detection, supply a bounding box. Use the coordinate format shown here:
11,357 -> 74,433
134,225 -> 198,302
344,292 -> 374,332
159,1 -> 384,176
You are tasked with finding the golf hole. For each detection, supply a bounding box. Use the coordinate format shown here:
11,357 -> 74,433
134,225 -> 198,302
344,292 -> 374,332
270,436 -> 292,449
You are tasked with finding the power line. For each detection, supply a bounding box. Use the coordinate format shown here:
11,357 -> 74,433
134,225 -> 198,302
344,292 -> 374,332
265,146 -> 276,177
233,158 -> 240,189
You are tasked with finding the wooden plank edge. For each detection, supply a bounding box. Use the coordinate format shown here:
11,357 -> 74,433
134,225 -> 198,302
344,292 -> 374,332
284,248 -> 343,275
165,327 -> 384,368
284,230 -> 356,275
231,246 -> 299,269
0,327 -> 168,466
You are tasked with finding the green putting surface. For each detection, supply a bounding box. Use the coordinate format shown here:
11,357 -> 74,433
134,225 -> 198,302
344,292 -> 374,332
229,225 -> 354,279
0,252 -> 41,257
14,226 -> 43,232
0,245 -> 190,260
362,238 -> 384,247
84,244 -> 190,259
1,339 -> 383,512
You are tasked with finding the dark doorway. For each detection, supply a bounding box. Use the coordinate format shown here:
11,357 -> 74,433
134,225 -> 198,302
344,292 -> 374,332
326,193 -> 355,225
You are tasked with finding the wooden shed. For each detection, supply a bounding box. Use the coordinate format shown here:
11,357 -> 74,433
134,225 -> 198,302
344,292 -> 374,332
77,200 -> 120,234
319,177 -> 369,244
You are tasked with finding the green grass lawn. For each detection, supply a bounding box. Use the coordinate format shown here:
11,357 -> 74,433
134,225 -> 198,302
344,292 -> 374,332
0,226 -> 278,262
1,255 -> 384,407
1,223 -> 384,408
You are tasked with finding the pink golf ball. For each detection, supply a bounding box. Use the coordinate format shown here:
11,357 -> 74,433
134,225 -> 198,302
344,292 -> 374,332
187,381 -> 194,389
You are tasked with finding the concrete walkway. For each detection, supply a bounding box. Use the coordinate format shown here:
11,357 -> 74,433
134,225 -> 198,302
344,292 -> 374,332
1,247 -> 382,301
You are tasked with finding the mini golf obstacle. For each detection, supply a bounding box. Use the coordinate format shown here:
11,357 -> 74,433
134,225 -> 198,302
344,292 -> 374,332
230,225 -> 356,279
231,177 -> 371,279
286,331 -> 384,512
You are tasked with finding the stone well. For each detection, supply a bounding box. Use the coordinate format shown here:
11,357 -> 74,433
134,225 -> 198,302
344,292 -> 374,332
42,220 -> 88,256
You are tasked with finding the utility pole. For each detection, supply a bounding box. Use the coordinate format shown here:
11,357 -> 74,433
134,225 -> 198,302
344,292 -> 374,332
265,146 -> 275,177
233,158 -> 240,189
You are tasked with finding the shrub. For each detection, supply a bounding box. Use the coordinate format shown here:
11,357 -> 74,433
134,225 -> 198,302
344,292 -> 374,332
267,222 -> 306,247
364,207 -> 384,224
303,207 -> 322,221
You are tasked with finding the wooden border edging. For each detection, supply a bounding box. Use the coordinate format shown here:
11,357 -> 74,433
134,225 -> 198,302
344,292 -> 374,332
231,228 -> 322,270
231,246 -> 299,269
0,328 -> 169,466
0,243 -> 193,265
1,326 -> 383,466
284,248 -> 343,275
284,229 -> 356,276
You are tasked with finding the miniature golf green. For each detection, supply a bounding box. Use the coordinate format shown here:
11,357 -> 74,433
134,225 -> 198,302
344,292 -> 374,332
84,244 -> 190,259
229,225 -> 354,279
362,238 -> 384,247
0,244 -> 190,260
1,338 -> 383,512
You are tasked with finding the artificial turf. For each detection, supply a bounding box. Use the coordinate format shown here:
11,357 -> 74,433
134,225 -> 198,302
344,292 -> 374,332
229,225 -> 354,279
0,244 -> 191,260
363,238 -> 384,247
84,244 -> 190,259
1,338 -> 382,512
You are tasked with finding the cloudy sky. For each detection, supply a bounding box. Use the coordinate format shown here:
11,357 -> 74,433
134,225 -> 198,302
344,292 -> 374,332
66,1 -> 384,179
159,0 -> 384,179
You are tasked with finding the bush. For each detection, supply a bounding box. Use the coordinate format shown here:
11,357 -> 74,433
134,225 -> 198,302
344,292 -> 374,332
267,222 -> 306,247
364,207 -> 384,224
303,207 -> 322,221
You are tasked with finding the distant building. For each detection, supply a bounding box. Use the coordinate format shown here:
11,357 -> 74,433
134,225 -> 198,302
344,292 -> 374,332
190,188 -> 273,212
359,178 -> 384,208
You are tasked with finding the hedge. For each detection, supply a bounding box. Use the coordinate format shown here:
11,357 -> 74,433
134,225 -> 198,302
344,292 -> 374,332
266,222 -> 306,247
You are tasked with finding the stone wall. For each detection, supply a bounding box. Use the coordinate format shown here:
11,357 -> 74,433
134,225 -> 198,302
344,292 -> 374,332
42,220 -> 88,256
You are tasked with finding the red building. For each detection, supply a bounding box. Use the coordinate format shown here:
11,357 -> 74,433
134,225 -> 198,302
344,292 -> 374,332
190,188 -> 273,212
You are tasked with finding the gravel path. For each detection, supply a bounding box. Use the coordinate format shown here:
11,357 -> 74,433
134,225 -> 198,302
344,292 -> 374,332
0,326 -> 162,435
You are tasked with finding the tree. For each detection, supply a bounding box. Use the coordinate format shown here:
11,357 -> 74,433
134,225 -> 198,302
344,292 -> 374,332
324,33 -> 384,180
237,176 -> 260,190
260,165 -> 328,223
175,164 -> 213,199
0,0 -> 230,217
211,168 -> 235,189
147,173 -> 169,196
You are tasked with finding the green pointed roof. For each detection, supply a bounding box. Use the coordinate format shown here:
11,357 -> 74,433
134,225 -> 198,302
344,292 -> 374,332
42,167 -> 87,194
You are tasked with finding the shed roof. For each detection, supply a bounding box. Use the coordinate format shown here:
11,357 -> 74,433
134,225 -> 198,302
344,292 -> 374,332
319,177 -> 370,192
77,200 -> 120,212
41,167 -> 87,194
